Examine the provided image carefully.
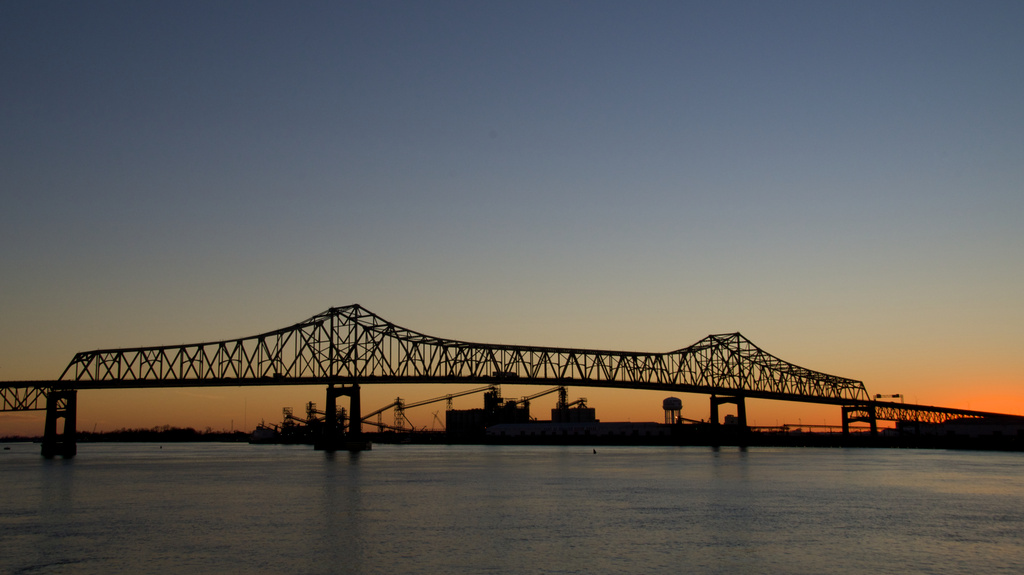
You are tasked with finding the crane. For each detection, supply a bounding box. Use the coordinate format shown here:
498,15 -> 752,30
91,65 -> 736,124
514,386 -> 565,406
362,385 -> 498,432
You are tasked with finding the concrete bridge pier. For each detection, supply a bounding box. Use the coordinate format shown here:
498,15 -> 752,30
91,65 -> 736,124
842,404 -> 878,437
709,394 -> 749,447
41,389 -> 77,459
710,394 -> 747,428
318,383 -> 367,452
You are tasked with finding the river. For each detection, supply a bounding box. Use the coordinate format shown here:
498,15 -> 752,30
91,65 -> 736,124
2,443 -> 1023,574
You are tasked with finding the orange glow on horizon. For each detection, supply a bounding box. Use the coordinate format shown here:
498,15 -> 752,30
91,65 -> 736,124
3,376 -> 1021,438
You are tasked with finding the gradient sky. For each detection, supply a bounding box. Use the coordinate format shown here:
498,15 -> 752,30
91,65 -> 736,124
2,1 -> 1022,436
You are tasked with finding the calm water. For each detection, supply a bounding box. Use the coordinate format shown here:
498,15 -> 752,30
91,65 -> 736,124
2,443 -> 1023,574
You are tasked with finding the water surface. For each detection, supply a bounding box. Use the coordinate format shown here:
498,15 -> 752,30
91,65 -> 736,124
2,443 -> 1023,574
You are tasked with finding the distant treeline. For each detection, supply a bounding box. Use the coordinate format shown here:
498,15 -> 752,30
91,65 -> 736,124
1,426 -> 250,443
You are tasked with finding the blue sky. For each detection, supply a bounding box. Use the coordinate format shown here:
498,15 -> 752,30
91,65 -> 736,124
2,1 -> 1022,433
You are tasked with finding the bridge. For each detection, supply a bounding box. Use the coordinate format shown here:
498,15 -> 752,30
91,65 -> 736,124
2,304 -> 1020,457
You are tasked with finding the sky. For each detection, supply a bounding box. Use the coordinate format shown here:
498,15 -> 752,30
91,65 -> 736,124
2,1 -> 1022,436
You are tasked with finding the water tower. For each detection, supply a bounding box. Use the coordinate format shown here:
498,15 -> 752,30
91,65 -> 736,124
663,397 -> 682,424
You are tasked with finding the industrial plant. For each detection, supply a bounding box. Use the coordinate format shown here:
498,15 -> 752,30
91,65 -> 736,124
251,384 -> 735,446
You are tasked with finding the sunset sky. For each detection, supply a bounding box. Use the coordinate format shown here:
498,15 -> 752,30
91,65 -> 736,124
2,1 -> 1022,436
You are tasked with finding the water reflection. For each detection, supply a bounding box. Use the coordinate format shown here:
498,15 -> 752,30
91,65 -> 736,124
3,444 -> 1024,574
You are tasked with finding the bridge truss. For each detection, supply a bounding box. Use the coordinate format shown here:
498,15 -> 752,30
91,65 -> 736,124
1,386 -> 47,411
3,304 -> 1020,456
53,304 -> 870,403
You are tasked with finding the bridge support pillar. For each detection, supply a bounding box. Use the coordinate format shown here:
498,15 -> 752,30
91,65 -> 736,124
842,404 -> 878,437
41,389 -> 77,459
348,385 -> 361,438
318,384 -> 368,452
710,395 -> 747,428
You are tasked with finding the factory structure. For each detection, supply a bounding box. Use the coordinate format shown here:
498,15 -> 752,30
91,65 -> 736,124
483,395 -> 684,442
446,386 -> 600,438
254,384 -> 697,445
250,384 -> 1024,450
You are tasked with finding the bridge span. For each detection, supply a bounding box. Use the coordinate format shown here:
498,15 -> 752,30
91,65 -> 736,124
2,304 -> 1020,456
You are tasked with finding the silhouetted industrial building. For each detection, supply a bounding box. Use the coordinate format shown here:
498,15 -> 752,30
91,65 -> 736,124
487,422 -> 669,439
551,405 -> 596,423
446,388 -> 530,437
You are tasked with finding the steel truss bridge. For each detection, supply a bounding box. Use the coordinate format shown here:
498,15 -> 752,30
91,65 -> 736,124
2,304 -> 1020,456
